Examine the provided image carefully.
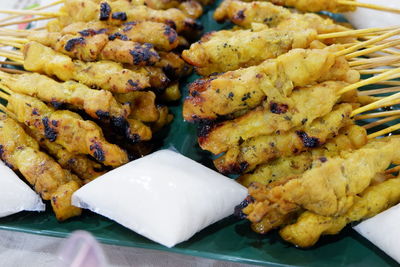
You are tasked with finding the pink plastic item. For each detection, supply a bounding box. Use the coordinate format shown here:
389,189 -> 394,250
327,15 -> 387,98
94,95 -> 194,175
58,231 -> 108,267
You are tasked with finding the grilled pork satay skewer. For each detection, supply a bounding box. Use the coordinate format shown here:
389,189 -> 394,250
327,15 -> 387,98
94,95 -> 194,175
0,71 -> 130,120
0,34 -> 160,66
183,45 -> 359,122
214,0 -> 352,32
0,42 -> 150,93
214,69 -> 400,174
0,92 -> 129,167
280,174 -> 400,248
0,114 -> 82,221
198,81 -> 353,155
23,0 -> 203,34
237,124 -> 368,187
0,72 -> 152,142
183,26 -> 398,76
0,20 -> 180,52
183,32 -> 400,122
25,127 -> 106,184
214,103 -> 353,174
248,0 -> 400,14
242,136 -> 400,234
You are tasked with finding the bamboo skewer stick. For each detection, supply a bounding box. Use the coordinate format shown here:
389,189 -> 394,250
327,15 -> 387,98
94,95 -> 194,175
345,39 -> 400,59
317,26 -> 397,39
337,0 -> 400,14
0,0 -> 63,23
363,115 -> 400,130
0,9 -> 60,17
336,28 -> 400,57
339,67 -> 400,95
351,56 -> 400,68
0,51 -> 24,64
358,86 -> 400,96
0,67 -> 26,74
386,165 -> 400,174
352,92 -> 400,117
0,60 -> 23,66
356,110 -> 400,120
358,69 -> 393,75
0,16 -> 53,28
0,90 -> 10,101
368,123 -> 400,139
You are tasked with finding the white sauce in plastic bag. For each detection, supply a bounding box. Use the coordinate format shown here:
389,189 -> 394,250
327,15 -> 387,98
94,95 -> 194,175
354,204 -> 400,263
72,150 -> 247,247
344,0 -> 400,28
0,161 -> 45,217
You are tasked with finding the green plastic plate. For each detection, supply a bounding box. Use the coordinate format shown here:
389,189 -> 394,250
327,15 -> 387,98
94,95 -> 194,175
0,2 -> 399,266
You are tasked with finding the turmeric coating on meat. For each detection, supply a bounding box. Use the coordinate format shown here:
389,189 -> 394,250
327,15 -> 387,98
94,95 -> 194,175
199,81 -> 349,155
5,93 -> 128,167
22,41 -> 151,93
0,115 -> 82,221
51,20 -> 180,51
242,136 -> 400,234
280,174 -> 400,248
183,46 -> 359,121
0,72 -> 152,142
115,91 -> 160,122
214,104 -> 353,174
156,51 -> 192,79
55,0 -> 202,34
0,72 -> 130,121
183,26 -> 318,75
214,0 -> 351,33
28,30 -> 160,66
237,125 -> 367,187
144,0 -> 204,19
251,0 -> 356,13
25,127 -> 105,183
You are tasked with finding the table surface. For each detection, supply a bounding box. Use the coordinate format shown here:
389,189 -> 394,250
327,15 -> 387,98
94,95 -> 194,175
0,229 -> 256,267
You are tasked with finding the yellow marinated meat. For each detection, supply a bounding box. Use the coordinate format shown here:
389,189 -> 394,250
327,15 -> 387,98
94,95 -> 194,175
51,180 -> 83,221
126,65 -> 170,89
256,0 -> 356,13
115,91 -> 160,122
6,93 -> 128,167
214,104 -> 353,174
160,82 -> 181,102
199,81 -> 348,154
238,125 -> 367,187
57,20 -> 180,51
156,52 -> 192,79
151,106 -> 174,132
183,47 -> 359,121
243,136 -> 400,234
182,26 -> 317,75
177,1 -> 204,19
0,115 -> 82,220
0,72 -> 130,121
28,30 -> 159,65
144,0 -> 203,19
56,0 -> 202,34
99,39 -> 160,66
280,175 -> 400,248
214,0 -> 351,33
26,127 -> 105,183
23,41 -> 151,93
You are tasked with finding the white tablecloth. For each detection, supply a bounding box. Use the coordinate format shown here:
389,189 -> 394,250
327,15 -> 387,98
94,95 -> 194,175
0,230 -> 256,267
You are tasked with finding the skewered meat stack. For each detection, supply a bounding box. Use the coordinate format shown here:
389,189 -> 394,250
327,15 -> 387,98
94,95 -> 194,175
0,0 -> 211,220
180,0 -> 400,247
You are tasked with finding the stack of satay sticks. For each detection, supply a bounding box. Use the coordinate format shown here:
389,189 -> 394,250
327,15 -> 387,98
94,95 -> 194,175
0,0 -> 214,221
179,0 -> 400,247
239,0 -> 400,14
